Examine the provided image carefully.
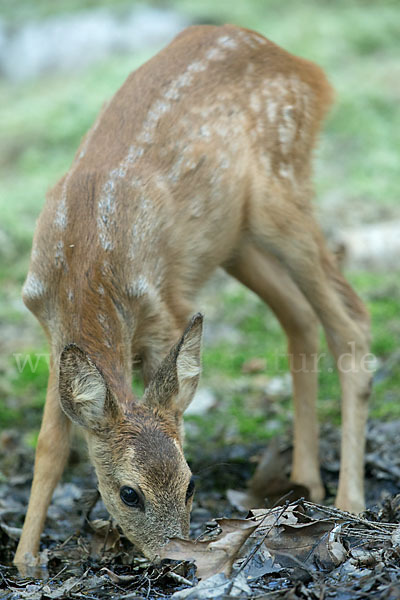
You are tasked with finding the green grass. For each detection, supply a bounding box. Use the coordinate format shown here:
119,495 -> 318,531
0,349 -> 49,430
0,0 -> 399,444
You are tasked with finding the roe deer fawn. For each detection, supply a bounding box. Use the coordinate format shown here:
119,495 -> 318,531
14,24 -> 371,565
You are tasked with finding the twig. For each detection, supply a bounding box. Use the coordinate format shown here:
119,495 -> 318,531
101,519 -> 113,556
57,533 -> 76,548
46,564 -> 68,584
167,571 -> 194,587
271,490 -> 297,508
302,501 -> 396,533
225,501 -> 293,596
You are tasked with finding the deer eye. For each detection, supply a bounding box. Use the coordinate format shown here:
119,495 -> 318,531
120,486 -> 142,508
185,477 -> 195,504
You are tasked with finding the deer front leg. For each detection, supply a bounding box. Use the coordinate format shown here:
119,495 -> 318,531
14,368 -> 71,565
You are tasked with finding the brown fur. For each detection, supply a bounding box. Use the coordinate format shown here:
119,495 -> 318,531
15,25 -> 370,565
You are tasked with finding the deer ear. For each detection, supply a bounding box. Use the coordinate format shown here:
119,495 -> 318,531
143,314 -> 203,415
59,344 -> 119,432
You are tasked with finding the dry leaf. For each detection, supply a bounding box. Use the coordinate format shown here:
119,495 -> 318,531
266,520 -> 345,570
227,440 -> 309,513
250,504 -> 347,571
250,503 -> 301,528
328,524 -> 347,565
88,518 -> 121,556
171,572 -> 252,600
244,546 -> 283,581
226,488 -> 260,511
161,518 -> 258,579
241,357 -> 267,374
248,439 -> 309,506
0,521 -> 22,541
391,525 -> 400,548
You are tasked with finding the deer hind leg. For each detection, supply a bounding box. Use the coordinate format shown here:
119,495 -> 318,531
248,197 -> 371,513
226,242 -> 324,502
14,367 -> 71,565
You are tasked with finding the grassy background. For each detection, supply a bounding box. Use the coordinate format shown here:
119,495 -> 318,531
0,0 -> 399,446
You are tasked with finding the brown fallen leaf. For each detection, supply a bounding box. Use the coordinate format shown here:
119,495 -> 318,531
249,439 -> 309,505
250,503 -> 301,528
160,518 -> 258,580
266,520 -> 347,570
0,521 -> 22,541
250,504 -> 347,571
241,357 -> 267,374
88,518 -> 121,556
227,439 -> 309,511
226,488 -> 260,512
391,525 -> 400,548
328,524 -> 347,565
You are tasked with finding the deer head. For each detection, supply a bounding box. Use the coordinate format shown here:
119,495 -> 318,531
58,315 -> 203,559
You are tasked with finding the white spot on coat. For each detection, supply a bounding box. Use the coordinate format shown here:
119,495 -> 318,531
55,240 -> 66,269
137,99 -> 172,144
128,275 -> 149,298
252,33 -> 267,45
22,273 -> 46,300
250,92 -> 261,113
238,31 -> 258,49
97,145 -> 144,251
200,124 -> 211,139
267,100 -> 278,123
205,47 -> 226,61
260,153 -> 272,176
98,313 -> 112,348
262,75 -> 289,124
279,162 -> 296,185
98,179 -> 116,251
54,196 -> 67,230
217,35 -> 238,49
164,87 -> 180,101
188,60 -> 207,73
189,194 -> 205,218
278,105 -> 297,153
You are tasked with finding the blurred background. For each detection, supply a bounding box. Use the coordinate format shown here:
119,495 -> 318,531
0,0 -> 399,449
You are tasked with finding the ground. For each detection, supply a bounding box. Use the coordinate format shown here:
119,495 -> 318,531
0,0 -> 399,598
1,418 -> 400,598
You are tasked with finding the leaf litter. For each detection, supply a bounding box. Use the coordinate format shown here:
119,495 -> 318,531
1,420 -> 400,599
